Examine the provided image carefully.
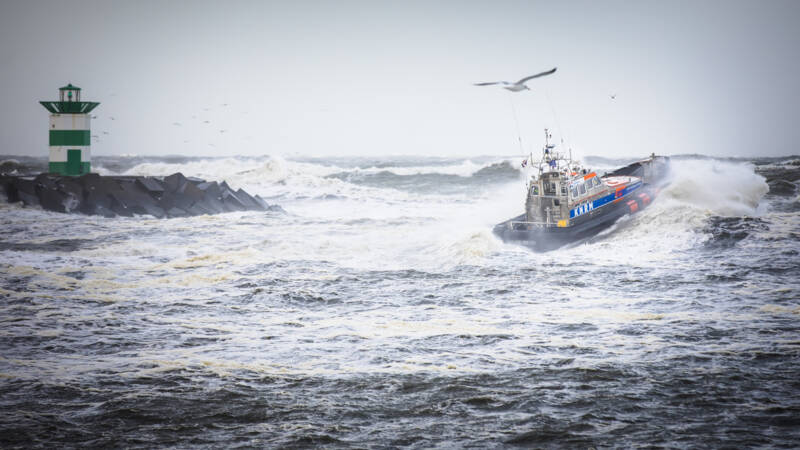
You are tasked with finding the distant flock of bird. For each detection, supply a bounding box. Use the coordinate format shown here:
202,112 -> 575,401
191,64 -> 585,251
91,68 -> 617,145
91,102 -> 246,147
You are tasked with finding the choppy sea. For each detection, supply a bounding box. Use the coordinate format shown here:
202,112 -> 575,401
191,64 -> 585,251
1,153 -> 798,447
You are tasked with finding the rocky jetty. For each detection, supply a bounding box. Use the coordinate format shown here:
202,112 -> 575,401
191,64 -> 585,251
0,172 -> 280,218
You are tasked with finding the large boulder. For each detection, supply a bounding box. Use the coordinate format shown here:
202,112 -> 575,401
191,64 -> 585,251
163,173 -> 188,193
14,178 -> 39,206
38,186 -> 70,213
136,177 -> 165,197
221,188 -> 247,211
234,188 -> 261,209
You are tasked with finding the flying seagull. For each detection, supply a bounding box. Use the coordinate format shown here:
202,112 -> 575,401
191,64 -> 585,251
474,67 -> 557,92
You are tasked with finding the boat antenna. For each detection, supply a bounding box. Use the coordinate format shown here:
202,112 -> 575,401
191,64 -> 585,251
544,89 -> 569,151
508,94 -> 524,155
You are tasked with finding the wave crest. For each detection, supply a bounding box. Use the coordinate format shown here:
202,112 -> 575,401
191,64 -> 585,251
663,159 -> 768,216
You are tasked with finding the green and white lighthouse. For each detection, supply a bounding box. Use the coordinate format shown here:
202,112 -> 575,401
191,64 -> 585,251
39,84 -> 100,176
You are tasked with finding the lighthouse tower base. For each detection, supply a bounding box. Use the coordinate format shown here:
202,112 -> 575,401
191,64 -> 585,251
49,148 -> 91,176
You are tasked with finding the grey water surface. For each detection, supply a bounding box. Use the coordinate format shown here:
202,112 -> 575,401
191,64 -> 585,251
1,154 -> 798,447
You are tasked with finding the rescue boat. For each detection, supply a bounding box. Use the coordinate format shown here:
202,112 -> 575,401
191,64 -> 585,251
493,129 -> 671,251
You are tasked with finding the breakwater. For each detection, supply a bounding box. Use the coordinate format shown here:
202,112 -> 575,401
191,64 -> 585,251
0,172 -> 280,218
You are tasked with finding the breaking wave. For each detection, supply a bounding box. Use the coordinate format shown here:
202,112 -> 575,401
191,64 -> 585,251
540,157 -> 774,263
325,161 -> 519,194
94,155 -> 524,201
662,158 -> 769,216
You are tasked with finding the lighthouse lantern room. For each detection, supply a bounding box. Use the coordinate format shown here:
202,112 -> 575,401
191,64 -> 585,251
39,84 -> 100,176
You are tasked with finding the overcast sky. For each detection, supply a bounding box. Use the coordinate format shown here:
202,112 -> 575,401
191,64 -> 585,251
1,0 -> 799,159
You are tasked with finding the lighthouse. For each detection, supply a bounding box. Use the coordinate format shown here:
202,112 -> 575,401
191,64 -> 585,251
39,84 -> 100,176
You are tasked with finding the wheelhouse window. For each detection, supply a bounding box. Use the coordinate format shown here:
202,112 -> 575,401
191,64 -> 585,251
570,186 -> 578,198
578,183 -> 586,196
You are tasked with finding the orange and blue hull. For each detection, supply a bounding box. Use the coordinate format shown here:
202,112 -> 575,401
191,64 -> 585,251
494,181 -> 665,252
